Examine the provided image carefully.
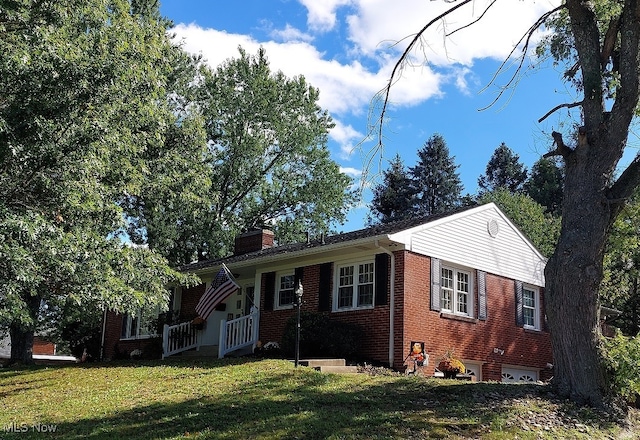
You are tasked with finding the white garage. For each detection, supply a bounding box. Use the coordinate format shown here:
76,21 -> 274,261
501,366 -> 538,383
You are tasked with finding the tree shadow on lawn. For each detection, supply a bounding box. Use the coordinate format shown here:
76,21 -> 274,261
2,367 -> 622,440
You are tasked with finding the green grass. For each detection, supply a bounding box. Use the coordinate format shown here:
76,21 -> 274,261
0,358 -> 637,439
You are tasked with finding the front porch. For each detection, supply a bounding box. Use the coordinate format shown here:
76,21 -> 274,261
161,309 -> 259,359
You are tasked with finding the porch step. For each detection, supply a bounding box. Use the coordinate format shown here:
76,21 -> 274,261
315,365 -> 359,374
298,358 -> 347,368
179,345 -> 218,357
295,359 -> 359,374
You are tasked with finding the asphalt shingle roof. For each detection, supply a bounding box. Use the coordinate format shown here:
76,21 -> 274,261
178,204 -> 479,273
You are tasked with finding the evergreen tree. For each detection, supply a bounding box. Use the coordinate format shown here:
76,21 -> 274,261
478,143 -> 528,193
524,157 -> 564,216
368,154 -> 415,224
410,134 -> 463,216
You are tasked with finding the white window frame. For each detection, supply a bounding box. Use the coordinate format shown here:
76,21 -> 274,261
522,285 -> 541,330
275,272 -> 295,310
120,304 -> 162,340
333,260 -> 375,311
440,264 -> 474,317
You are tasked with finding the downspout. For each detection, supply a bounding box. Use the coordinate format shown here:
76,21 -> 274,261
100,308 -> 107,361
375,240 -> 395,368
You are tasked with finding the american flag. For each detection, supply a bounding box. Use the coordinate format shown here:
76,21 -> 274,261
195,264 -> 239,320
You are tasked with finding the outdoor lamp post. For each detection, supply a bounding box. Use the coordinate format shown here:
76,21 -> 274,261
294,280 -> 303,367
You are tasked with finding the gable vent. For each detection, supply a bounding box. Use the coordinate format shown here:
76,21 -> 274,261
487,219 -> 499,237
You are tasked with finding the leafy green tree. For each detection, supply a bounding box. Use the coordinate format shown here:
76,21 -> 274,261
478,143 -> 528,194
524,157 -> 564,216
368,154 -> 415,224
130,48 -> 355,265
410,134 -> 463,216
601,191 -> 640,337
0,0 -> 195,363
373,0 -> 640,406
478,188 -> 560,258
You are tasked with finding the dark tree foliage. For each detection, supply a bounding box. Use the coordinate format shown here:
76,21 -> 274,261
128,47 -> 354,265
368,154 -> 415,224
601,191 -> 640,337
524,157 -> 564,216
410,134 -> 463,216
478,143 -> 528,194
0,0 -> 196,364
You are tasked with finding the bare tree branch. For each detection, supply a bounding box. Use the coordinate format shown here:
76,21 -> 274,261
478,5 -> 565,111
370,0 -> 473,150
600,17 -> 620,69
446,0 -> 498,37
543,130 -> 574,159
538,100 -> 583,123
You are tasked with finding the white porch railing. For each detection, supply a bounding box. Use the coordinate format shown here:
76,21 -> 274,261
162,321 -> 201,359
218,309 -> 258,358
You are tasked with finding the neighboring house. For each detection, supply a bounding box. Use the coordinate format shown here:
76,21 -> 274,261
101,203 -> 553,382
1,333 -> 77,363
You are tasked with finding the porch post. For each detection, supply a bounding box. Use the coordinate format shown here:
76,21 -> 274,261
162,324 -> 169,360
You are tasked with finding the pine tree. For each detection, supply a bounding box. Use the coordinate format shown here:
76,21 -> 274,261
410,134 -> 463,216
478,143 -> 528,193
369,154 -> 415,224
524,157 -> 564,216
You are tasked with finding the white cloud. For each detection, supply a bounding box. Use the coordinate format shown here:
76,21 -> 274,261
298,0 -> 353,32
340,166 -> 362,178
170,23 -> 443,117
331,120 -> 364,159
269,24 -> 314,43
172,1 -> 562,116
344,0 -> 562,65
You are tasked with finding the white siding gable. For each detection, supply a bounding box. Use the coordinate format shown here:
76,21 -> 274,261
388,203 -> 545,286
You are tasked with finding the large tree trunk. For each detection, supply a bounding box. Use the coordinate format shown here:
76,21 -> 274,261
544,139 -> 616,407
8,293 -> 41,365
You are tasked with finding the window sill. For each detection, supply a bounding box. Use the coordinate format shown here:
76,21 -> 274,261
273,304 -> 295,311
524,327 -> 543,334
333,305 -> 375,313
439,312 -> 477,324
119,334 -> 159,341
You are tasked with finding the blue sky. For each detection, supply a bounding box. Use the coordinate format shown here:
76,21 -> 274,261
159,0 -> 569,231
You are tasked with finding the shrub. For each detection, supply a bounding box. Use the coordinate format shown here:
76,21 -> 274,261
601,330 -> 640,406
281,312 -> 363,359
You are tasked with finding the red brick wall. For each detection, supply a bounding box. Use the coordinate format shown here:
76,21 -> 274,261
179,283 -> 206,321
32,337 -> 56,356
234,229 -> 275,255
394,251 -> 552,380
102,310 -> 162,361
258,262 -> 391,364
259,266 -> 322,347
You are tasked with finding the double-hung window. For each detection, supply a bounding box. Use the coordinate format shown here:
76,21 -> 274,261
522,286 -> 540,330
336,261 -> 374,310
121,304 -> 162,339
440,266 -> 472,316
276,273 -> 295,309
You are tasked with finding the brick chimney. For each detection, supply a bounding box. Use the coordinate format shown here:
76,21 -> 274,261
234,229 -> 275,255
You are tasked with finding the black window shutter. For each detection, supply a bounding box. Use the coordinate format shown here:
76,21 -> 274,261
318,262 -> 332,311
294,267 -> 304,290
264,272 -> 276,311
515,280 -> 524,327
477,270 -> 487,320
375,253 -> 389,306
430,258 -> 441,311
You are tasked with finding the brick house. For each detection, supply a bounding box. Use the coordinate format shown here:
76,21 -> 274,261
101,203 -> 553,382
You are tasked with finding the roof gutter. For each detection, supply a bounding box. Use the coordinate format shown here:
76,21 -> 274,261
375,239 -> 395,368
